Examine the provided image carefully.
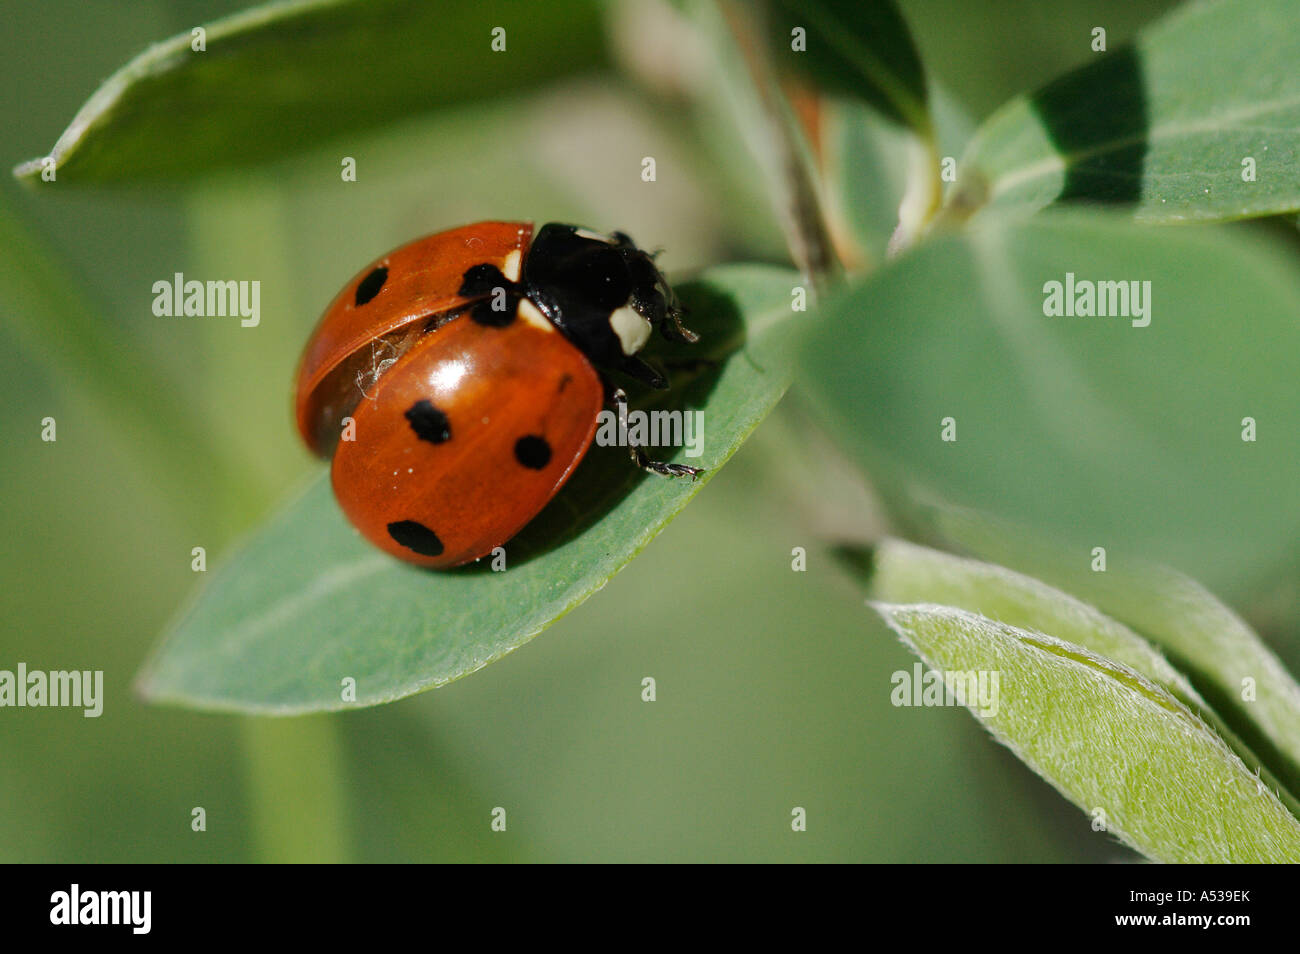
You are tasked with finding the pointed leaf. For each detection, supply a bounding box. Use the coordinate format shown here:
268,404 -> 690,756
868,537 -> 1300,814
930,504 -> 1300,806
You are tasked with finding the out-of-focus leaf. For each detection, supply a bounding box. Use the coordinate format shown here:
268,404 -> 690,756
0,195 -> 222,494
799,211 -> 1300,600
818,80 -> 972,269
14,0 -> 608,184
767,0 -> 928,132
699,0 -> 841,285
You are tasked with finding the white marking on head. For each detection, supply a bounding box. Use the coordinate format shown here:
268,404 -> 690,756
610,305 -> 652,354
501,248 -> 523,282
574,227 -> 615,244
517,298 -> 553,332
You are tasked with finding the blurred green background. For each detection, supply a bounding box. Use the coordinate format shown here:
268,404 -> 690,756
0,0 -> 1190,862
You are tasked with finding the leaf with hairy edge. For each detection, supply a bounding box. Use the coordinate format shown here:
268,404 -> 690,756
873,602 -> 1300,863
928,504 -> 1300,809
867,537 -> 1300,816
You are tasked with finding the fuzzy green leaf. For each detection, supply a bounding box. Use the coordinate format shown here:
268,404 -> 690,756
930,505 -> 1300,807
871,539 -> 1202,705
873,602 -> 1300,863
868,537 -> 1300,816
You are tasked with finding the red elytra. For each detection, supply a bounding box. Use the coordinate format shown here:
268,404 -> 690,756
295,221 -> 607,569
295,221 -> 533,457
330,311 -> 603,568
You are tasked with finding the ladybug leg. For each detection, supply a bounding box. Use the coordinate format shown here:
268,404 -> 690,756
630,444 -> 705,480
611,388 -> 705,481
660,304 -> 700,344
653,268 -> 699,344
654,278 -> 699,344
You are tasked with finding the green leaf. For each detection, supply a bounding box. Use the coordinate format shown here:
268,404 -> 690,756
13,0 -> 607,185
673,0 -> 797,264
871,539 -> 1201,704
819,98 -> 917,269
241,718 -> 349,862
872,602 -> 1300,863
136,264 -> 798,714
867,537 -> 1300,816
798,210 -> 1300,600
819,81 -> 973,269
693,0 -> 842,287
929,504 -> 1300,809
953,0 -> 1300,222
767,0 -> 929,133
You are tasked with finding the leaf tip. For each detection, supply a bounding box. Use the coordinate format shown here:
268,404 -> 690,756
12,156 -> 47,184
865,598 -> 910,627
131,665 -> 159,705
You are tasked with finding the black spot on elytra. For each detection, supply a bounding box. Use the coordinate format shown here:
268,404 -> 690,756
470,296 -> 516,328
514,435 -> 552,469
459,263 -> 509,297
355,266 -> 388,306
404,399 -> 451,444
387,520 -> 444,557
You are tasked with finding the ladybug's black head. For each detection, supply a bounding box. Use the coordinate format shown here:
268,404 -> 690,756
519,223 -> 698,390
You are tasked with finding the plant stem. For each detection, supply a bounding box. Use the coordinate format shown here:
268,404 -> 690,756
240,716 -> 351,862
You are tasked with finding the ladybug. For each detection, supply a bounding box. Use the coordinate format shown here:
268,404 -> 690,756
294,221 -> 703,569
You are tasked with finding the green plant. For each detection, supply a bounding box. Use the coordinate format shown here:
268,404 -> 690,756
13,0 -> 1300,862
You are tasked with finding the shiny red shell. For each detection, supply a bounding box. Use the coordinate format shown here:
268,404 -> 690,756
294,221 -> 604,569
295,222 -> 533,456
